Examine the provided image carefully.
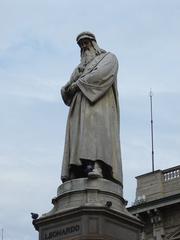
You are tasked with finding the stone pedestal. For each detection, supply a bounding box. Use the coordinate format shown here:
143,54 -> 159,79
33,178 -> 143,239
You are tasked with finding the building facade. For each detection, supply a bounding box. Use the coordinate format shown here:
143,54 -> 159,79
128,165 -> 180,240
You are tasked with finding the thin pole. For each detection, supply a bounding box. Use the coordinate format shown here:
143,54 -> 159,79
1,228 -> 3,240
150,90 -> 155,172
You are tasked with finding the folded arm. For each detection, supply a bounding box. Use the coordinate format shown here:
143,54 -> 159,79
76,53 -> 118,103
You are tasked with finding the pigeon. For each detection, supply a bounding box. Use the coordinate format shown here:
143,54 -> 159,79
105,201 -> 112,208
31,212 -> 39,220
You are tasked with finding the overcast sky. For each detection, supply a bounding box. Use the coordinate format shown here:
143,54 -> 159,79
0,0 -> 180,239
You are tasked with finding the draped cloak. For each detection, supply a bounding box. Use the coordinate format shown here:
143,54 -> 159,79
61,52 -> 123,185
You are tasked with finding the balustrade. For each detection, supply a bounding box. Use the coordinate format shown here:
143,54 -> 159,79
164,168 -> 180,181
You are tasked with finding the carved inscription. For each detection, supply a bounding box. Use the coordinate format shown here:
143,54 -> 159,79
43,224 -> 80,240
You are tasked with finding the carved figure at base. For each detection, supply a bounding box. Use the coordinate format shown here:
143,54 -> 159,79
61,32 -> 123,185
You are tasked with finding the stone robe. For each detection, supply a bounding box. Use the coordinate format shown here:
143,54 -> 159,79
61,52 -> 123,185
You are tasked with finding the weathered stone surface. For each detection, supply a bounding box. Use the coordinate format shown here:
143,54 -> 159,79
33,178 -> 143,239
42,178 -> 126,217
33,32 -> 143,239
128,165 -> 180,240
133,166 -> 180,204
61,31 -> 122,184
34,206 -> 142,240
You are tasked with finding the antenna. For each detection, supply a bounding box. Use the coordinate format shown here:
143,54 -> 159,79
150,90 -> 155,172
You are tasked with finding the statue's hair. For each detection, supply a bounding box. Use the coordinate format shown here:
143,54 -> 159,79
80,40 -> 106,58
91,40 -> 106,55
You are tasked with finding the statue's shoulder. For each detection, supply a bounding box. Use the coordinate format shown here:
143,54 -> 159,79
94,52 -> 116,63
105,52 -> 118,60
101,52 -> 118,66
83,52 -> 118,75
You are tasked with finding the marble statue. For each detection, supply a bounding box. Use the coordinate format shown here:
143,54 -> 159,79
61,32 -> 123,186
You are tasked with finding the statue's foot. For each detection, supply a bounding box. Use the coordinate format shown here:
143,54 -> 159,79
88,169 -> 102,179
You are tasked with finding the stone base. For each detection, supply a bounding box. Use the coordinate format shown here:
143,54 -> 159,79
34,206 -> 143,240
44,178 -> 128,216
33,178 -> 143,239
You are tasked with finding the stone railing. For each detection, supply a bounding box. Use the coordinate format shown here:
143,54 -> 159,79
130,165 -> 180,206
163,166 -> 180,182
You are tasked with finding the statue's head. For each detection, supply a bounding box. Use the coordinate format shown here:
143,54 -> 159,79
76,31 -> 106,65
76,32 -> 97,54
76,31 -> 96,44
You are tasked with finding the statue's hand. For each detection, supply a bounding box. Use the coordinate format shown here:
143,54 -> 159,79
68,82 -> 79,95
63,83 -> 71,91
61,83 -> 79,106
61,86 -> 66,93
61,86 -> 72,106
61,86 -> 67,100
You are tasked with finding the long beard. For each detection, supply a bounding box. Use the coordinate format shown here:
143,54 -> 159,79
81,48 -> 96,66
